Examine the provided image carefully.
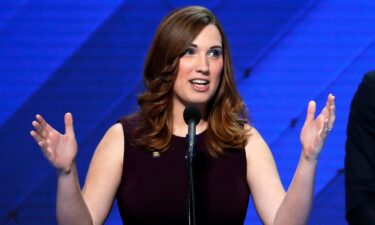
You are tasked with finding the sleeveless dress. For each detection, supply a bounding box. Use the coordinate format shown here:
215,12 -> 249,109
116,117 -> 250,225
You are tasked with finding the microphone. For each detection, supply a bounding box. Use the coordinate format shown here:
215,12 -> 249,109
183,105 -> 201,225
183,105 -> 201,151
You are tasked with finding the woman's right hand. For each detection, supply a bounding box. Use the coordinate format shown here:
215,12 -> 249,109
30,112 -> 78,175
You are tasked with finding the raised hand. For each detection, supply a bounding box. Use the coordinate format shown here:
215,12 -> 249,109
30,113 -> 78,174
300,94 -> 336,161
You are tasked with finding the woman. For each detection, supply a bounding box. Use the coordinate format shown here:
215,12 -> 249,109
30,6 -> 336,225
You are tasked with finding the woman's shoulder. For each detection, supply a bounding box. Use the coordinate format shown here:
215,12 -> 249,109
99,123 -> 124,150
108,123 -> 124,136
244,123 -> 256,137
243,124 -> 270,154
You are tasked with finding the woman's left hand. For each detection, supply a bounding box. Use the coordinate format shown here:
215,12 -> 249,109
300,94 -> 336,161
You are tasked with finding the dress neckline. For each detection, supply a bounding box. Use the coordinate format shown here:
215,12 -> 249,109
172,130 -> 207,139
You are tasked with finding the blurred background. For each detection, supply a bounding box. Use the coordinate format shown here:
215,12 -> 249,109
1,0 -> 374,224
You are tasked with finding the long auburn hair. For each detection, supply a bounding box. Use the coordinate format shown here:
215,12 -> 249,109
130,6 -> 250,156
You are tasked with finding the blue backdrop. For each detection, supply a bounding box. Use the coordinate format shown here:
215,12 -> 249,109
1,0 -> 374,224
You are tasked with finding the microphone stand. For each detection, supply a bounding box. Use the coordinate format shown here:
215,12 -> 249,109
186,119 -> 197,225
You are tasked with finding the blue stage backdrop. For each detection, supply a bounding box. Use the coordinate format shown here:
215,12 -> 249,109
1,0 -> 375,224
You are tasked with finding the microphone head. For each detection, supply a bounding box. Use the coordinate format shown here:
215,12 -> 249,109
183,105 -> 201,125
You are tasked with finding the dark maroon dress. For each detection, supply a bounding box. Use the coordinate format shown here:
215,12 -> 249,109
116,117 -> 250,225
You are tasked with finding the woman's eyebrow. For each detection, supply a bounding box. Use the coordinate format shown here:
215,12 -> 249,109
210,45 -> 222,49
189,44 -> 222,49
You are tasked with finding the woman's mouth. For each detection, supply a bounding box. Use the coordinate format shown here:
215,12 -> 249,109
189,79 -> 210,92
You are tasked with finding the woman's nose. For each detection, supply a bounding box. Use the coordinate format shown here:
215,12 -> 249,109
195,54 -> 209,74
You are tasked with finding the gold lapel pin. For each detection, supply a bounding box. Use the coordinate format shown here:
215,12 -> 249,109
152,151 -> 161,158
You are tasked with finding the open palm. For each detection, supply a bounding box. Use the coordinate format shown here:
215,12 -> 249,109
31,113 -> 77,174
300,94 -> 335,160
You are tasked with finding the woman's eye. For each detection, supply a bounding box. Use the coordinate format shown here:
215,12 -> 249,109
184,48 -> 196,56
209,49 -> 222,58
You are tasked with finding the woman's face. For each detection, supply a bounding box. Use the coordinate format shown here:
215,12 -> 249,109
173,24 -> 223,110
